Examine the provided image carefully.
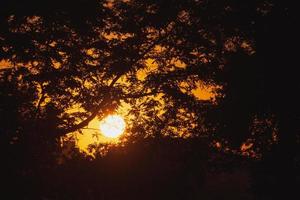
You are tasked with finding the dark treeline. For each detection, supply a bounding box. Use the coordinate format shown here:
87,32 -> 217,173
0,0 -> 299,199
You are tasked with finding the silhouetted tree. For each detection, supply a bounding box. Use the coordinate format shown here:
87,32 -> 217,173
1,0 -> 299,199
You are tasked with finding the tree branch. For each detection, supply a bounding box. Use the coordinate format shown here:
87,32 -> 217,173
35,87 -> 45,119
57,25 -> 174,136
121,87 -> 161,99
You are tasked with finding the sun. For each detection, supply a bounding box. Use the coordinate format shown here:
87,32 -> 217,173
99,115 -> 126,138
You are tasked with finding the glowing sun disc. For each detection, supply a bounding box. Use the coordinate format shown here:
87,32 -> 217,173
99,115 -> 126,138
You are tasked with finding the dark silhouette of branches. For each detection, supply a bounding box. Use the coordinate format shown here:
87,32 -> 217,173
0,0 -> 299,199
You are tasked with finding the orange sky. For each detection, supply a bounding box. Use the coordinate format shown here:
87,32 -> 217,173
1,54 -> 216,155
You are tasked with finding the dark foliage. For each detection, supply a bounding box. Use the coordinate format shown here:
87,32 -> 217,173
0,0 -> 299,199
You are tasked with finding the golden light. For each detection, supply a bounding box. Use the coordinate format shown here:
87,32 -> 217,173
99,115 -> 126,138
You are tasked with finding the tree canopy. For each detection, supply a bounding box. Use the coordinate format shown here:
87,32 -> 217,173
0,0 -> 299,199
